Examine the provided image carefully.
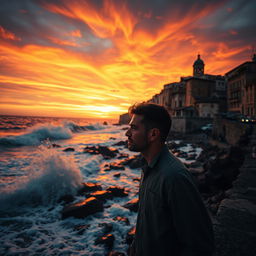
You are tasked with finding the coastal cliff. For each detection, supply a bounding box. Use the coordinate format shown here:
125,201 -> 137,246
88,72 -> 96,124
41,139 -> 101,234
214,126 -> 256,256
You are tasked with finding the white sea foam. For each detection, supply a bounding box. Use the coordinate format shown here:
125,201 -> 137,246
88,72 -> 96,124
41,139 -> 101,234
0,146 -> 83,211
0,123 -> 73,146
63,121 -> 108,133
0,122 -> 110,147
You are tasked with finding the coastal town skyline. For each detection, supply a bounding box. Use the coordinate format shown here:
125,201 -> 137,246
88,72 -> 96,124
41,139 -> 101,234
1,0 -> 256,119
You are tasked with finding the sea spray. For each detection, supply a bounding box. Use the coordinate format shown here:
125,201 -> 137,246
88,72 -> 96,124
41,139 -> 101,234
0,146 -> 83,212
0,123 -> 72,146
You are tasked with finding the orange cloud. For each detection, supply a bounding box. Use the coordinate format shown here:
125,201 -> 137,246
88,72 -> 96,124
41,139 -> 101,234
0,26 -> 21,41
48,36 -> 79,47
70,29 -> 82,38
0,0 -> 253,119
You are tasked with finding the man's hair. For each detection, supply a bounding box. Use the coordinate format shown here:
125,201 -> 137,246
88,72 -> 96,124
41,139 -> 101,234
129,102 -> 172,142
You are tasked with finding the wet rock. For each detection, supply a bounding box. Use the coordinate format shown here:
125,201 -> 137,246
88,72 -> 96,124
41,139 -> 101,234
186,153 -> 197,160
95,234 -> 115,250
109,137 -> 116,140
167,141 -> 179,150
83,146 -> 119,159
103,162 -> 125,172
63,147 -> 75,152
121,155 -> 144,169
113,173 -> 121,178
203,146 -> 244,191
89,190 -> 113,201
126,226 -> 136,245
123,198 -> 139,212
113,216 -> 130,225
126,226 -> 136,256
132,177 -> 140,182
113,140 -> 127,147
176,152 -> 188,158
103,121 -> 108,125
78,182 -> 102,195
51,143 -> 61,148
172,148 -> 181,155
117,153 -> 129,159
61,197 -> 104,219
107,186 -> 128,197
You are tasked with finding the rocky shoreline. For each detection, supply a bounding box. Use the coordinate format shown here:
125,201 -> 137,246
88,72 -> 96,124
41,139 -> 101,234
57,126 -> 255,256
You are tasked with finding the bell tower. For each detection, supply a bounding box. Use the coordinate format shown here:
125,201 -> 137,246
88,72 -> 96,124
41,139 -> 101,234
193,54 -> 204,77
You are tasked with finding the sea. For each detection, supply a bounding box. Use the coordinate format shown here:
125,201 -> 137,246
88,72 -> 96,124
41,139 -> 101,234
0,115 -> 202,256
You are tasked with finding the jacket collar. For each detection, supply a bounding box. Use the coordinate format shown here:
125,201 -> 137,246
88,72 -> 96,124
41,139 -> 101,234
142,145 -> 169,174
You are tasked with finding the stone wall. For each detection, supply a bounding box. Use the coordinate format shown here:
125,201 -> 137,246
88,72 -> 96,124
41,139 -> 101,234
212,116 -> 253,146
171,116 -> 212,133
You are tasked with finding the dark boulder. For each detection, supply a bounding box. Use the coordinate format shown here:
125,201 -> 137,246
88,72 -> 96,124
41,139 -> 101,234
186,153 -> 197,160
51,143 -> 61,148
107,186 -> 128,197
126,226 -> 136,245
61,197 -> 103,219
103,162 -> 125,172
113,216 -> 130,225
126,226 -> 136,256
113,140 -> 127,147
113,173 -> 121,178
78,182 -> 102,195
117,153 -> 129,159
203,146 -> 244,190
123,198 -> 139,212
63,147 -> 75,152
83,145 -> 119,159
167,141 -> 179,150
121,155 -> 144,169
89,190 -> 113,201
95,234 -> 115,250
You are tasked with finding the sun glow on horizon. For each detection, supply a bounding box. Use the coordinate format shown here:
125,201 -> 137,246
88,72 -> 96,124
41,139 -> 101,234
0,0 -> 255,119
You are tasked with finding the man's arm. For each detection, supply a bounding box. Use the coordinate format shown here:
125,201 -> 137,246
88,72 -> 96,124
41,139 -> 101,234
168,171 -> 215,256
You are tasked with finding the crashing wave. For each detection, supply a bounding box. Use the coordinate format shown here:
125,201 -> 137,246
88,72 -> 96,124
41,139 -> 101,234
0,146 -> 83,212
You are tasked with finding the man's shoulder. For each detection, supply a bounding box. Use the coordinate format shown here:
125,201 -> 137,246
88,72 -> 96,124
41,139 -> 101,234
158,148 -> 187,175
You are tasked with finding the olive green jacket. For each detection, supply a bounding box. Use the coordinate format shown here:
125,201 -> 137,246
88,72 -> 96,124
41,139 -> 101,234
133,145 -> 215,256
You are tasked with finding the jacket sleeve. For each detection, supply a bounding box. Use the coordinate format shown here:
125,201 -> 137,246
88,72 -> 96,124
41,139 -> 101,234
167,171 -> 215,256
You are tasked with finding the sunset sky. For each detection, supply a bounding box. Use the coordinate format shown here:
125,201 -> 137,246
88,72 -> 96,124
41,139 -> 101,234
0,0 -> 255,120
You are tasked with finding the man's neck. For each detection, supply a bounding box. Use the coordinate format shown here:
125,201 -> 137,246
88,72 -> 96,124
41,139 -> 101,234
141,142 -> 165,165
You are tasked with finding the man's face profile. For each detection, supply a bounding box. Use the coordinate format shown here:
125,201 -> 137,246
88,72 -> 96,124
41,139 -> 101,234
125,114 -> 149,152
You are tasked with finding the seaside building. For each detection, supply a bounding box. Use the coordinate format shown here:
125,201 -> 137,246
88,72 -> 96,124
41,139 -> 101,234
226,54 -> 256,116
147,54 -> 227,121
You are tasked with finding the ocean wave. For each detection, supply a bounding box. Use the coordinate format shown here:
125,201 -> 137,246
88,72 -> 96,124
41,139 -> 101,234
0,123 -> 73,146
63,121 -> 107,132
0,146 -> 83,212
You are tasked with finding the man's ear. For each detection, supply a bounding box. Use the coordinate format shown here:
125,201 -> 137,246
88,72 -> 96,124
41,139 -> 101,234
148,128 -> 161,142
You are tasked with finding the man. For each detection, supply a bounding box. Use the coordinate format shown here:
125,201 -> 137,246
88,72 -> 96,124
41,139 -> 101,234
126,102 -> 215,256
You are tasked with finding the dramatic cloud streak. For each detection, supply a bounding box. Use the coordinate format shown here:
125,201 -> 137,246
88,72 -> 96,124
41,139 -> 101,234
0,0 -> 255,119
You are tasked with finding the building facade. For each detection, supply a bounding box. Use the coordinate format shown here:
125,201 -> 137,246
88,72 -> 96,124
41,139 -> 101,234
226,55 -> 256,116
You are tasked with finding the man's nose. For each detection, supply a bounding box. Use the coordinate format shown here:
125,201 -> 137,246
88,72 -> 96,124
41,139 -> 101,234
125,128 -> 130,137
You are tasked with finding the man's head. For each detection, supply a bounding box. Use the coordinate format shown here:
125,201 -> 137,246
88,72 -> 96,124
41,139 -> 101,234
125,102 -> 172,152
